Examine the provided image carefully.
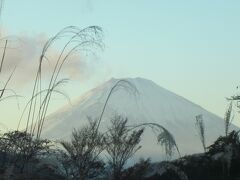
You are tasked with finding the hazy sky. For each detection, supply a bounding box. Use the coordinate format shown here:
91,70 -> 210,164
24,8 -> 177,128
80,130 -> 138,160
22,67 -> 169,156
1,0 -> 240,128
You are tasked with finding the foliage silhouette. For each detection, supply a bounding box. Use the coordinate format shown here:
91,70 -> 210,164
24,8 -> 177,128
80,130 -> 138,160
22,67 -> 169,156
59,118 -> 105,180
104,115 -> 144,180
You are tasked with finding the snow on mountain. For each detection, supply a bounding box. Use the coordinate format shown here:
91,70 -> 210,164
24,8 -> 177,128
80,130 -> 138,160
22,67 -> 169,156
42,77 -> 237,159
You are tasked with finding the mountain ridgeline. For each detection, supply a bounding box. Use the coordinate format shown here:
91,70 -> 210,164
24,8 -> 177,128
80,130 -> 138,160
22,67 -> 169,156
42,77 -> 237,159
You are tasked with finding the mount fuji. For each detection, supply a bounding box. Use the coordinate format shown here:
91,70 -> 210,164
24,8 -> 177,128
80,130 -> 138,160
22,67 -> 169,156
42,77 -> 237,159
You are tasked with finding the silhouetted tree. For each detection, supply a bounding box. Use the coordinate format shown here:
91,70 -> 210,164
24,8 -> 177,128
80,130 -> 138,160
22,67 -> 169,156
59,118 -> 105,180
0,130 -> 50,175
104,115 -> 144,180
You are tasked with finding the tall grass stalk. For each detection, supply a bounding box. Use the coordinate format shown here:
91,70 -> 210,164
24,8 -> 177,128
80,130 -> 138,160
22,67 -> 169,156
96,79 -> 138,132
224,101 -> 233,136
96,79 -> 180,158
18,26 -> 103,138
195,114 -> 206,152
129,122 -> 181,157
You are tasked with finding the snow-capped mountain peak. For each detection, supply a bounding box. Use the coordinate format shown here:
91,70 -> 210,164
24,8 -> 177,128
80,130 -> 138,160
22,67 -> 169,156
42,77 -> 237,159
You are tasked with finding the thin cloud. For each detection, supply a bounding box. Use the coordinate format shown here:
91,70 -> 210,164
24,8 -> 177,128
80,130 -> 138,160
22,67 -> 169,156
0,33 -> 95,87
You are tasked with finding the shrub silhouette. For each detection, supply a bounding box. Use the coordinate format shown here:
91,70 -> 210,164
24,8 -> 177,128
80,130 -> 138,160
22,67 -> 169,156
0,130 -> 50,176
59,118 -> 105,180
104,115 -> 144,180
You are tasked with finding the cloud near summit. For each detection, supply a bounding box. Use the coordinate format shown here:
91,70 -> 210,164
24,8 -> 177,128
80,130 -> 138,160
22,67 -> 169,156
0,33 -> 94,87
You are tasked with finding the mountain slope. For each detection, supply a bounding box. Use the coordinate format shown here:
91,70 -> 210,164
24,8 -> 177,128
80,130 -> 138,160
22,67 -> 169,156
42,77 -> 237,159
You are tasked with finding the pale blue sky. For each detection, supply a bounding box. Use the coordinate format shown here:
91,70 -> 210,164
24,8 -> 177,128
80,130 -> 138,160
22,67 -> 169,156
1,0 -> 240,128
